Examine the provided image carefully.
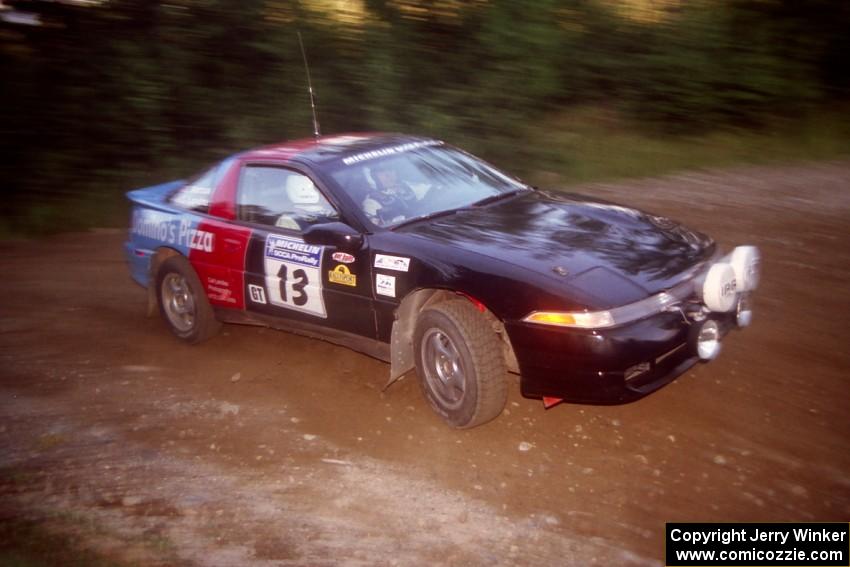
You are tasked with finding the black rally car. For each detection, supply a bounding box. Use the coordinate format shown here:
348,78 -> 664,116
125,133 -> 760,428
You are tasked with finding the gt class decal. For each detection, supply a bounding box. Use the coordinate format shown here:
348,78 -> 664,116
248,284 -> 267,304
263,234 -> 326,317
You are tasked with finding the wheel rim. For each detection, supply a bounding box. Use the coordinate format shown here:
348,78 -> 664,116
161,273 -> 196,333
420,328 -> 466,410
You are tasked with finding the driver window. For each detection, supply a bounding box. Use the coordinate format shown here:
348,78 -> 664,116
237,165 -> 337,230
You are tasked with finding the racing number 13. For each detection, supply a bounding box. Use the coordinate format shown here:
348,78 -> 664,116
263,234 -> 326,318
277,264 -> 308,306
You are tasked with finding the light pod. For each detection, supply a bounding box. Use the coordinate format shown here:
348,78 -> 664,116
702,263 -> 737,312
730,246 -> 760,292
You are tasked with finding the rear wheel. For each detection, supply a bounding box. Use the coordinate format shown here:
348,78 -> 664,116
413,300 -> 507,428
156,256 -> 221,344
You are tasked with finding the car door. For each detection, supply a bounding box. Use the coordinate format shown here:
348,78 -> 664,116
235,162 -> 376,339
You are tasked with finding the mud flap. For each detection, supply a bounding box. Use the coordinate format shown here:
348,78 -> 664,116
146,284 -> 157,317
543,397 -> 563,409
384,320 -> 413,391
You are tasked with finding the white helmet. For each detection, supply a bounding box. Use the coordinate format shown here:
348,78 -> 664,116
286,175 -> 320,205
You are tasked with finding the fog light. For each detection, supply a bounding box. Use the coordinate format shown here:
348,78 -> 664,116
696,320 -> 721,361
736,296 -> 753,328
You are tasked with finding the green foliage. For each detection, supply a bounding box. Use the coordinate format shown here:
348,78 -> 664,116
1,0 -> 848,235
526,105 -> 850,185
623,2 -> 821,129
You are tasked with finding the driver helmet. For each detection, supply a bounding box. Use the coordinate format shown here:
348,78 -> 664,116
372,163 -> 400,192
286,175 -> 320,205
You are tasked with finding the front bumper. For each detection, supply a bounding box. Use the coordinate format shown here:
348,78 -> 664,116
506,309 -> 738,404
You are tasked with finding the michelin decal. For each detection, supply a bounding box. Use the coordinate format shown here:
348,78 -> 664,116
265,236 -> 322,267
263,234 -> 326,318
341,140 -> 442,166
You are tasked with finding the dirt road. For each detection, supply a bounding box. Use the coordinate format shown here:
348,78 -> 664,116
1,161 -> 849,566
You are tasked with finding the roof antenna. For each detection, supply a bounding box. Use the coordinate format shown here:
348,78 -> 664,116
297,31 -> 321,139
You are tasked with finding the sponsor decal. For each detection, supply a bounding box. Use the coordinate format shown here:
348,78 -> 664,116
265,234 -> 322,267
374,254 -> 410,272
206,277 -> 235,303
248,284 -> 267,304
131,211 -> 175,242
376,274 -> 396,297
328,264 -> 357,287
721,278 -> 737,298
342,140 -> 443,166
263,234 -> 326,318
332,251 -> 356,264
171,183 -> 212,210
131,211 -> 214,252
186,228 -> 214,252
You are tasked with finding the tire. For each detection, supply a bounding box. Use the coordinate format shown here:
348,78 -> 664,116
413,300 -> 508,428
155,256 -> 221,344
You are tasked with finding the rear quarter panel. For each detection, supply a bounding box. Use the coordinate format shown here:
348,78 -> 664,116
125,181 -> 251,310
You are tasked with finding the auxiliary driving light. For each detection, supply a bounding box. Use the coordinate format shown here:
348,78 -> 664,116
736,296 -> 753,328
695,320 -> 721,361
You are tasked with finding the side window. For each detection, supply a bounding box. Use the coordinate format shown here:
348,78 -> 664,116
170,167 -> 216,213
237,165 -> 338,230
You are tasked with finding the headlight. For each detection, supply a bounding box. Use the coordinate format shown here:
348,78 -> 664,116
523,279 -> 693,330
523,310 -> 615,329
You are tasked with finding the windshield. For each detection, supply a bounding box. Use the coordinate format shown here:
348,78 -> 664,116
329,144 -> 528,228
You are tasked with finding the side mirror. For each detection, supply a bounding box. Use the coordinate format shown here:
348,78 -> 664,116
302,222 -> 364,251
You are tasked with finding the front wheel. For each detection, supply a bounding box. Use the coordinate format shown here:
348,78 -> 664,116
413,300 -> 508,428
155,256 -> 221,344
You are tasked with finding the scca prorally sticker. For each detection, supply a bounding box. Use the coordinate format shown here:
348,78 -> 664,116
332,252 -> 356,264
264,234 -> 326,318
247,284 -> 267,304
328,264 -> 357,287
374,254 -> 410,272
376,274 -> 396,297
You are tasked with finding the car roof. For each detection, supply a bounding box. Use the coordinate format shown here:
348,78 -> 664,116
239,132 -> 439,167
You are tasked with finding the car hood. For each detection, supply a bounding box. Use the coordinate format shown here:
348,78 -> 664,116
399,190 -> 715,308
